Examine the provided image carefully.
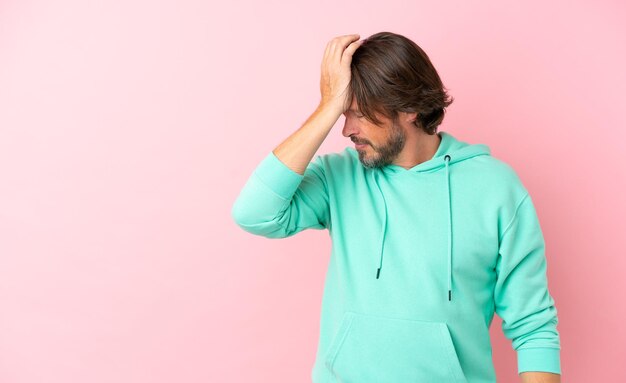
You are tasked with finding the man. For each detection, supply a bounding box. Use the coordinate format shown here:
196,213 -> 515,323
231,32 -> 562,383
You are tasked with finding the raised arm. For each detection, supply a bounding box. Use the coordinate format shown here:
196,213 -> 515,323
231,34 -> 362,238
273,34 -> 363,174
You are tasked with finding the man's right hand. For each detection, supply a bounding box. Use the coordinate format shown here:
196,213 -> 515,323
319,34 -> 363,114
272,34 -> 363,175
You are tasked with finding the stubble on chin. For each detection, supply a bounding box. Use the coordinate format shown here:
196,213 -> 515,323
358,127 -> 405,169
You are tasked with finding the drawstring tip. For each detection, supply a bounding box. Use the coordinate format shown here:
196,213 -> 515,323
448,290 -> 452,301
376,268 -> 381,279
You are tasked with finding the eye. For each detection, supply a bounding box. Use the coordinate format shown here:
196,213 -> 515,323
355,113 -> 364,118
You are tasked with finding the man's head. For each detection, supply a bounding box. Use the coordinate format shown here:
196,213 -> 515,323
343,97 -> 407,169
342,32 -> 453,168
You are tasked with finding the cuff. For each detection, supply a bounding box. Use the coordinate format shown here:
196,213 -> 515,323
517,347 -> 561,375
253,151 -> 304,200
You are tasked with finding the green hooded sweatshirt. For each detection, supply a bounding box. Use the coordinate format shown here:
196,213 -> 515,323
231,131 -> 561,382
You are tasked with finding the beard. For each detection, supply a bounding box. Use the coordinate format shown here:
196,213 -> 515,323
355,121 -> 406,169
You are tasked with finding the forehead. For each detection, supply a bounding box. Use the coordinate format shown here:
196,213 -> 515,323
348,98 -> 360,112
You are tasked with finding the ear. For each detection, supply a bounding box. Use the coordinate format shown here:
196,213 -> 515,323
404,111 -> 418,123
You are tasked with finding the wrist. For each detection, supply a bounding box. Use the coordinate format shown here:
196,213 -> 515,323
318,99 -> 345,116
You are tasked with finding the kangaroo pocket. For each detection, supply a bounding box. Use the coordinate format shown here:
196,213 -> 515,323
324,312 -> 468,383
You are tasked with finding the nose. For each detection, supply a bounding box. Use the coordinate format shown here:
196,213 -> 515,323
342,115 -> 361,138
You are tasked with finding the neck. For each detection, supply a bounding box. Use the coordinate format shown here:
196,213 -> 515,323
393,131 -> 442,170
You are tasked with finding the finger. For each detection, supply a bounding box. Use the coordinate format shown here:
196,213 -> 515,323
323,37 -> 334,62
329,34 -> 360,63
323,34 -> 349,63
341,39 -> 363,66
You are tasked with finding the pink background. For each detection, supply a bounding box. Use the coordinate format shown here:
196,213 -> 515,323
1,0 -> 624,382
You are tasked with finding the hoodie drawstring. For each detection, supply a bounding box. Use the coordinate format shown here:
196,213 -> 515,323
444,154 -> 452,301
372,170 -> 388,280
371,154 -> 454,302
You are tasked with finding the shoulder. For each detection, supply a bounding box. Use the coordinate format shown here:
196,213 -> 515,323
467,153 -> 529,203
316,146 -> 357,162
313,147 -> 361,173
476,154 -> 525,183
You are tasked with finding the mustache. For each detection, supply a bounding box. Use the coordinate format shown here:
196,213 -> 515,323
351,138 -> 369,145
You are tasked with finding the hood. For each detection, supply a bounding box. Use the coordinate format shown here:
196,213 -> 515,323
369,131 -> 491,301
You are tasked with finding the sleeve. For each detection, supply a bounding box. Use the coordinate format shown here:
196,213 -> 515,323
494,192 -> 562,375
230,150 -> 331,238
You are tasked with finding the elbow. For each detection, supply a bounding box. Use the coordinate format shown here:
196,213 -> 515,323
231,197 -> 258,230
230,198 -> 288,238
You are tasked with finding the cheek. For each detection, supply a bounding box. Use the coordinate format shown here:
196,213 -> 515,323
371,130 -> 388,145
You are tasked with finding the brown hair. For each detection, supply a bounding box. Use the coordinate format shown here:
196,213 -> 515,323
347,31 -> 454,135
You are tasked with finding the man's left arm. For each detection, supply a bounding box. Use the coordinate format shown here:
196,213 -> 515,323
494,192 -> 562,381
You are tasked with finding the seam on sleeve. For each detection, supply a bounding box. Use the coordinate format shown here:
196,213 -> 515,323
250,171 -> 295,224
498,192 -> 530,243
253,153 -> 330,230
251,171 -> 290,201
